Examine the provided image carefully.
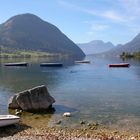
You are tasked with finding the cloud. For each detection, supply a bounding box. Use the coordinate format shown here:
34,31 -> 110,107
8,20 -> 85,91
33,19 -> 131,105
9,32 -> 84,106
58,0 -> 98,16
58,0 -> 140,23
86,23 -> 109,35
58,0 -> 140,41
102,10 -> 125,22
119,0 -> 140,19
58,0 -> 125,23
91,24 -> 109,31
117,0 -> 140,31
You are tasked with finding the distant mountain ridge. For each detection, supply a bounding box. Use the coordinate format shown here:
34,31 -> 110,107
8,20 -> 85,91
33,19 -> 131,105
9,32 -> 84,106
77,40 -> 115,54
0,13 -> 85,59
103,33 -> 140,57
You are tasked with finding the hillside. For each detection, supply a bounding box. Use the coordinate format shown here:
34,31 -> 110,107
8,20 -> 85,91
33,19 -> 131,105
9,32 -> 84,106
77,40 -> 115,54
0,13 -> 85,59
103,33 -> 140,57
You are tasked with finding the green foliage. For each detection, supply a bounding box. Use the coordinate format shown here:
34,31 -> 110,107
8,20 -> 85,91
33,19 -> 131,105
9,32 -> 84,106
120,51 -> 140,59
133,52 -> 140,58
0,46 -> 62,58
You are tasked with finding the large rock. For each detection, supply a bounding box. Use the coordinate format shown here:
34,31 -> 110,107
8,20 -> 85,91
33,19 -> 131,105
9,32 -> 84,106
8,85 -> 55,112
8,94 -> 19,109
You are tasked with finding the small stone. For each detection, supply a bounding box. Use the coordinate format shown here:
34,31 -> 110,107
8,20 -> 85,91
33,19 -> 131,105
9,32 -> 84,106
63,112 -> 71,117
87,123 -> 92,126
109,136 -> 114,140
130,137 -> 136,140
15,109 -> 22,115
113,131 -> 118,134
15,111 -> 22,115
56,120 -> 62,125
93,122 -> 99,126
35,116 -> 39,119
80,120 -> 86,125
86,133 -> 90,138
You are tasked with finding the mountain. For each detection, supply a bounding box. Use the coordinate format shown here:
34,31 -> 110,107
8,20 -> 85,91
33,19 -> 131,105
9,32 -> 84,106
0,13 -> 85,59
103,33 -> 140,57
77,40 -> 115,54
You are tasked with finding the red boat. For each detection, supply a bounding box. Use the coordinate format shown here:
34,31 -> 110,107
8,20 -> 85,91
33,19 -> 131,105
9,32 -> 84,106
108,63 -> 130,68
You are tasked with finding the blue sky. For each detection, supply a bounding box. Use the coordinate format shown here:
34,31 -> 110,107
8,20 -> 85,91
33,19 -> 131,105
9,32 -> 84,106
0,0 -> 140,45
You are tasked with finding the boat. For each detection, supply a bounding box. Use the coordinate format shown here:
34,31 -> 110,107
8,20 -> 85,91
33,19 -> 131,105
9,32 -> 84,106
40,63 -> 63,67
108,63 -> 130,68
75,60 -> 90,64
0,115 -> 20,127
4,62 -> 28,67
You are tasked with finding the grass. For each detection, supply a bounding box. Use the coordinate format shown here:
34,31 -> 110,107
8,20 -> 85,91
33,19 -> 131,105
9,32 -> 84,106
0,50 -> 62,58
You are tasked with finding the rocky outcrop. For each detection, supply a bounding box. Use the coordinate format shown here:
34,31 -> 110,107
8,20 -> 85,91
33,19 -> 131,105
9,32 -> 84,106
8,85 -> 55,112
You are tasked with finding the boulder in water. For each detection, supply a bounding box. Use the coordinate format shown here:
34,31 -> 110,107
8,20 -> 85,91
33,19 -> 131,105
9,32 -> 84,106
8,85 -> 55,112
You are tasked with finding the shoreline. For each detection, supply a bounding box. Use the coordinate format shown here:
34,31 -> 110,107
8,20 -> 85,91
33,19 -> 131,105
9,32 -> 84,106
0,122 -> 140,140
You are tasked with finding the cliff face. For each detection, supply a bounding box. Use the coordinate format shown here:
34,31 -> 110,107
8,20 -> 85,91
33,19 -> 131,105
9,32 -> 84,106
0,13 -> 85,59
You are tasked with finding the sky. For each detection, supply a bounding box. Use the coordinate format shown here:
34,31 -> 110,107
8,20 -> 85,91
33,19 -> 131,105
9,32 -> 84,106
0,0 -> 140,45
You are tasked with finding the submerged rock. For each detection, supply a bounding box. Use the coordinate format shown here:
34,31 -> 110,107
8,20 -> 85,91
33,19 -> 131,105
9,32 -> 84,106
8,85 -> 55,112
80,120 -> 86,125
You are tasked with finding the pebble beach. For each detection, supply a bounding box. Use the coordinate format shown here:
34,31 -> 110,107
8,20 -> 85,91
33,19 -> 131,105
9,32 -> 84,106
0,122 -> 140,140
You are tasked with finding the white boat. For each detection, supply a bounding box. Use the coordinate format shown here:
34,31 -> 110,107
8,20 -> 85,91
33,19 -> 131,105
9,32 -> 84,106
0,115 -> 20,127
75,60 -> 90,64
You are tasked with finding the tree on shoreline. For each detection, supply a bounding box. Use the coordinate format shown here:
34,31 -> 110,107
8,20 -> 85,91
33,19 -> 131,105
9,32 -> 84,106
120,51 -> 140,59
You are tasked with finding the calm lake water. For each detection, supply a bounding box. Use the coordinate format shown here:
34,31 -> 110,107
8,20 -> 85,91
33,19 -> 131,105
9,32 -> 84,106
0,56 -> 140,130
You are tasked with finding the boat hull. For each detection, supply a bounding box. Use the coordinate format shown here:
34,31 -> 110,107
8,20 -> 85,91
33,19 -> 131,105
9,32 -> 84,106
109,63 -> 130,68
0,115 -> 20,127
4,62 -> 28,67
75,60 -> 90,64
40,63 -> 63,67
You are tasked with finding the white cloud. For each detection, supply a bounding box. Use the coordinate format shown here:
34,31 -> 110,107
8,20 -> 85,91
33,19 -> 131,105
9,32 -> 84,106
58,0 -> 99,16
118,0 -> 140,32
86,23 -> 109,36
58,0 -> 140,23
58,0 -> 125,23
102,10 -> 125,22
119,0 -> 140,18
91,24 -> 109,31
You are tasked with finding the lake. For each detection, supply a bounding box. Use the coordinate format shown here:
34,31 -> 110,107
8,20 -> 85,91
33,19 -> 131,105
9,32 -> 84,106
0,56 -> 140,131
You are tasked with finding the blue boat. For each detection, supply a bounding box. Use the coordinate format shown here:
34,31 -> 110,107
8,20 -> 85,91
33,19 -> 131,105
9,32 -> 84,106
40,63 -> 63,67
4,62 -> 28,67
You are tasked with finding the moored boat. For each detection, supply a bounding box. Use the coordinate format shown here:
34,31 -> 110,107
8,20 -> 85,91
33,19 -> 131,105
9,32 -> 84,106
40,63 -> 63,67
108,63 -> 130,68
4,62 -> 28,67
0,115 -> 20,127
75,60 -> 90,64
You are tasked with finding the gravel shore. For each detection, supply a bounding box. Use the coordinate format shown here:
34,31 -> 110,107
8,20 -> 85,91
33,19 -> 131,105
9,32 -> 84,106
0,122 -> 140,140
